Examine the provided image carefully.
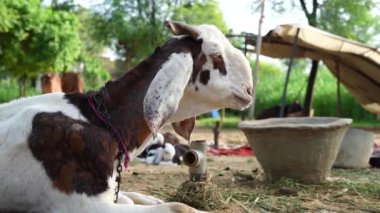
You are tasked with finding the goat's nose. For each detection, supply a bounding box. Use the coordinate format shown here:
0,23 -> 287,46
246,86 -> 253,96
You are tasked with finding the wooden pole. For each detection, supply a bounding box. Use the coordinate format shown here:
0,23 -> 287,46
336,64 -> 342,117
248,0 -> 266,119
279,28 -> 300,117
302,60 -> 319,116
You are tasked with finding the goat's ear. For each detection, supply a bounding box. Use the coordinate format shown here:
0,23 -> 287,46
172,117 -> 195,141
165,20 -> 200,39
143,53 -> 193,137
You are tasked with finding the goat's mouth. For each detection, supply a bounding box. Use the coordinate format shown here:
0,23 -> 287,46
233,93 -> 253,110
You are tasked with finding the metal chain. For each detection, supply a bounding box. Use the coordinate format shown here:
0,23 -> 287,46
91,92 -> 124,204
114,150 -> 123,203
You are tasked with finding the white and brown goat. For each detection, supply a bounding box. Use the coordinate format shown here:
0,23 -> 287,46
0,21 -> 253,212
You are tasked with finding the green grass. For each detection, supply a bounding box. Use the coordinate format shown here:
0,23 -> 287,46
195,117 -> 241,129
206,61 -> 379,128
196,116 -> 380,129
0,78 -> 39,103
252,61 -> 378,122
352,120 -> 380,128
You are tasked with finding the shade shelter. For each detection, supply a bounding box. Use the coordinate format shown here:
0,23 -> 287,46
247,24 -> 380,115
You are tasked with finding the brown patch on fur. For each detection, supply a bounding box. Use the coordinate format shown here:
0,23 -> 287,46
53,161 -> 76,193
191,53 -> 207,83
199,70 -> 210,85
172,117 -> 195,141
69,132 -> 84,153
28,112 -> 117,196
212,55 -> 227,75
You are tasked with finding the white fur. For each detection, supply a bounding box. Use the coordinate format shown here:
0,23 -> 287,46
171,24 -> 253,122
143,52 -> 193,136
0,93 -> 195,212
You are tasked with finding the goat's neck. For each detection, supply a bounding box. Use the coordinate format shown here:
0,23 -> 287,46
100,60 -> 157,152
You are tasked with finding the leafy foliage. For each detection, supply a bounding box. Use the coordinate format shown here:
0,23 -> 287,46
172,0 -> 228,33
319,0 -> 380,45
91,0 -> 228,72
91,0 -> 172,70
0,0 -> 82,78
0,78 -> 38,103
255,0 -> 380,45
80,55 -> 111,90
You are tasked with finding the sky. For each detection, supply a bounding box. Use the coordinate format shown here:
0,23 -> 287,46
76,0 -> 308,34
218,0 -> 307,34
75,0 -> 309,61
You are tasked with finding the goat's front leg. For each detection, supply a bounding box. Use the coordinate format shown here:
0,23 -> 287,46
58,196 -> 205,213
112,202 -> 207,213
119,191 -> 164,205
116,193 -> 134,204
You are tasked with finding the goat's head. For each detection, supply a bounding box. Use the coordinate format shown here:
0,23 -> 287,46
143,21 -> 253,139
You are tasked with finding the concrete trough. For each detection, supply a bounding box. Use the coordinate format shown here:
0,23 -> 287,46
239,117 -> 352,184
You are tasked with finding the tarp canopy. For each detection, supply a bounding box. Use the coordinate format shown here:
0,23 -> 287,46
250,24 -> 380,114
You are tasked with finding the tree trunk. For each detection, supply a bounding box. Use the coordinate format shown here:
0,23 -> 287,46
302,60 -> 319,116
18,76 -> 27,97
299,0 -> 320,117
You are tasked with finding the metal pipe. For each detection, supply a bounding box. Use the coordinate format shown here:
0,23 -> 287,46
183,140 -> 208,181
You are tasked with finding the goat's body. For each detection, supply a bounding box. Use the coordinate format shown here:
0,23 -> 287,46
0,93 -> 193,213
0,93 -> 179,212
0,21 -> 253,213
0,93 -> 114,211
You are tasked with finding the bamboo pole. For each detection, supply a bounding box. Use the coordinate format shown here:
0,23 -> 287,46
248,0 -> 266,119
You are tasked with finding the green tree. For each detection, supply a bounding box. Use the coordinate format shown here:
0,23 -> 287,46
255,0 -> 380,45
91,0 -> 171,71
92,0 -> 228,73
51,2 -> 111,88
319,0 -> 380,44
172,0 -> 228,33
0,0 -> 82,96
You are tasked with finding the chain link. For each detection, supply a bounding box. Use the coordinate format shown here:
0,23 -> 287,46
91,92 -> 124,204
114,150 -> 123,203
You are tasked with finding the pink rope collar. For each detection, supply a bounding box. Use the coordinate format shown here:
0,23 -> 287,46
87,95 -> 130,168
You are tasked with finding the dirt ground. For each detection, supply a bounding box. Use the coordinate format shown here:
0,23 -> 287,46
122,127 -> 380,213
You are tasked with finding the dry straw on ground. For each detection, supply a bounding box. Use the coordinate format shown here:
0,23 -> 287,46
170,178 -> 227,211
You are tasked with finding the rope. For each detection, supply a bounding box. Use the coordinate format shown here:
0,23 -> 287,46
87,95 -> 130,168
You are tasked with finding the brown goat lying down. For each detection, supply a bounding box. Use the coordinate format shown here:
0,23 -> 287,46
0,21 -> 253,212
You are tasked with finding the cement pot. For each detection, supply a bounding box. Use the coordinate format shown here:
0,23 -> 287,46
239,117 -> 352,184
334,128 -> 374,169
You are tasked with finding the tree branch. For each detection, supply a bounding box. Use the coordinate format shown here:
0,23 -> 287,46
312,0 -> 318,15
299,0 -> 310,17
